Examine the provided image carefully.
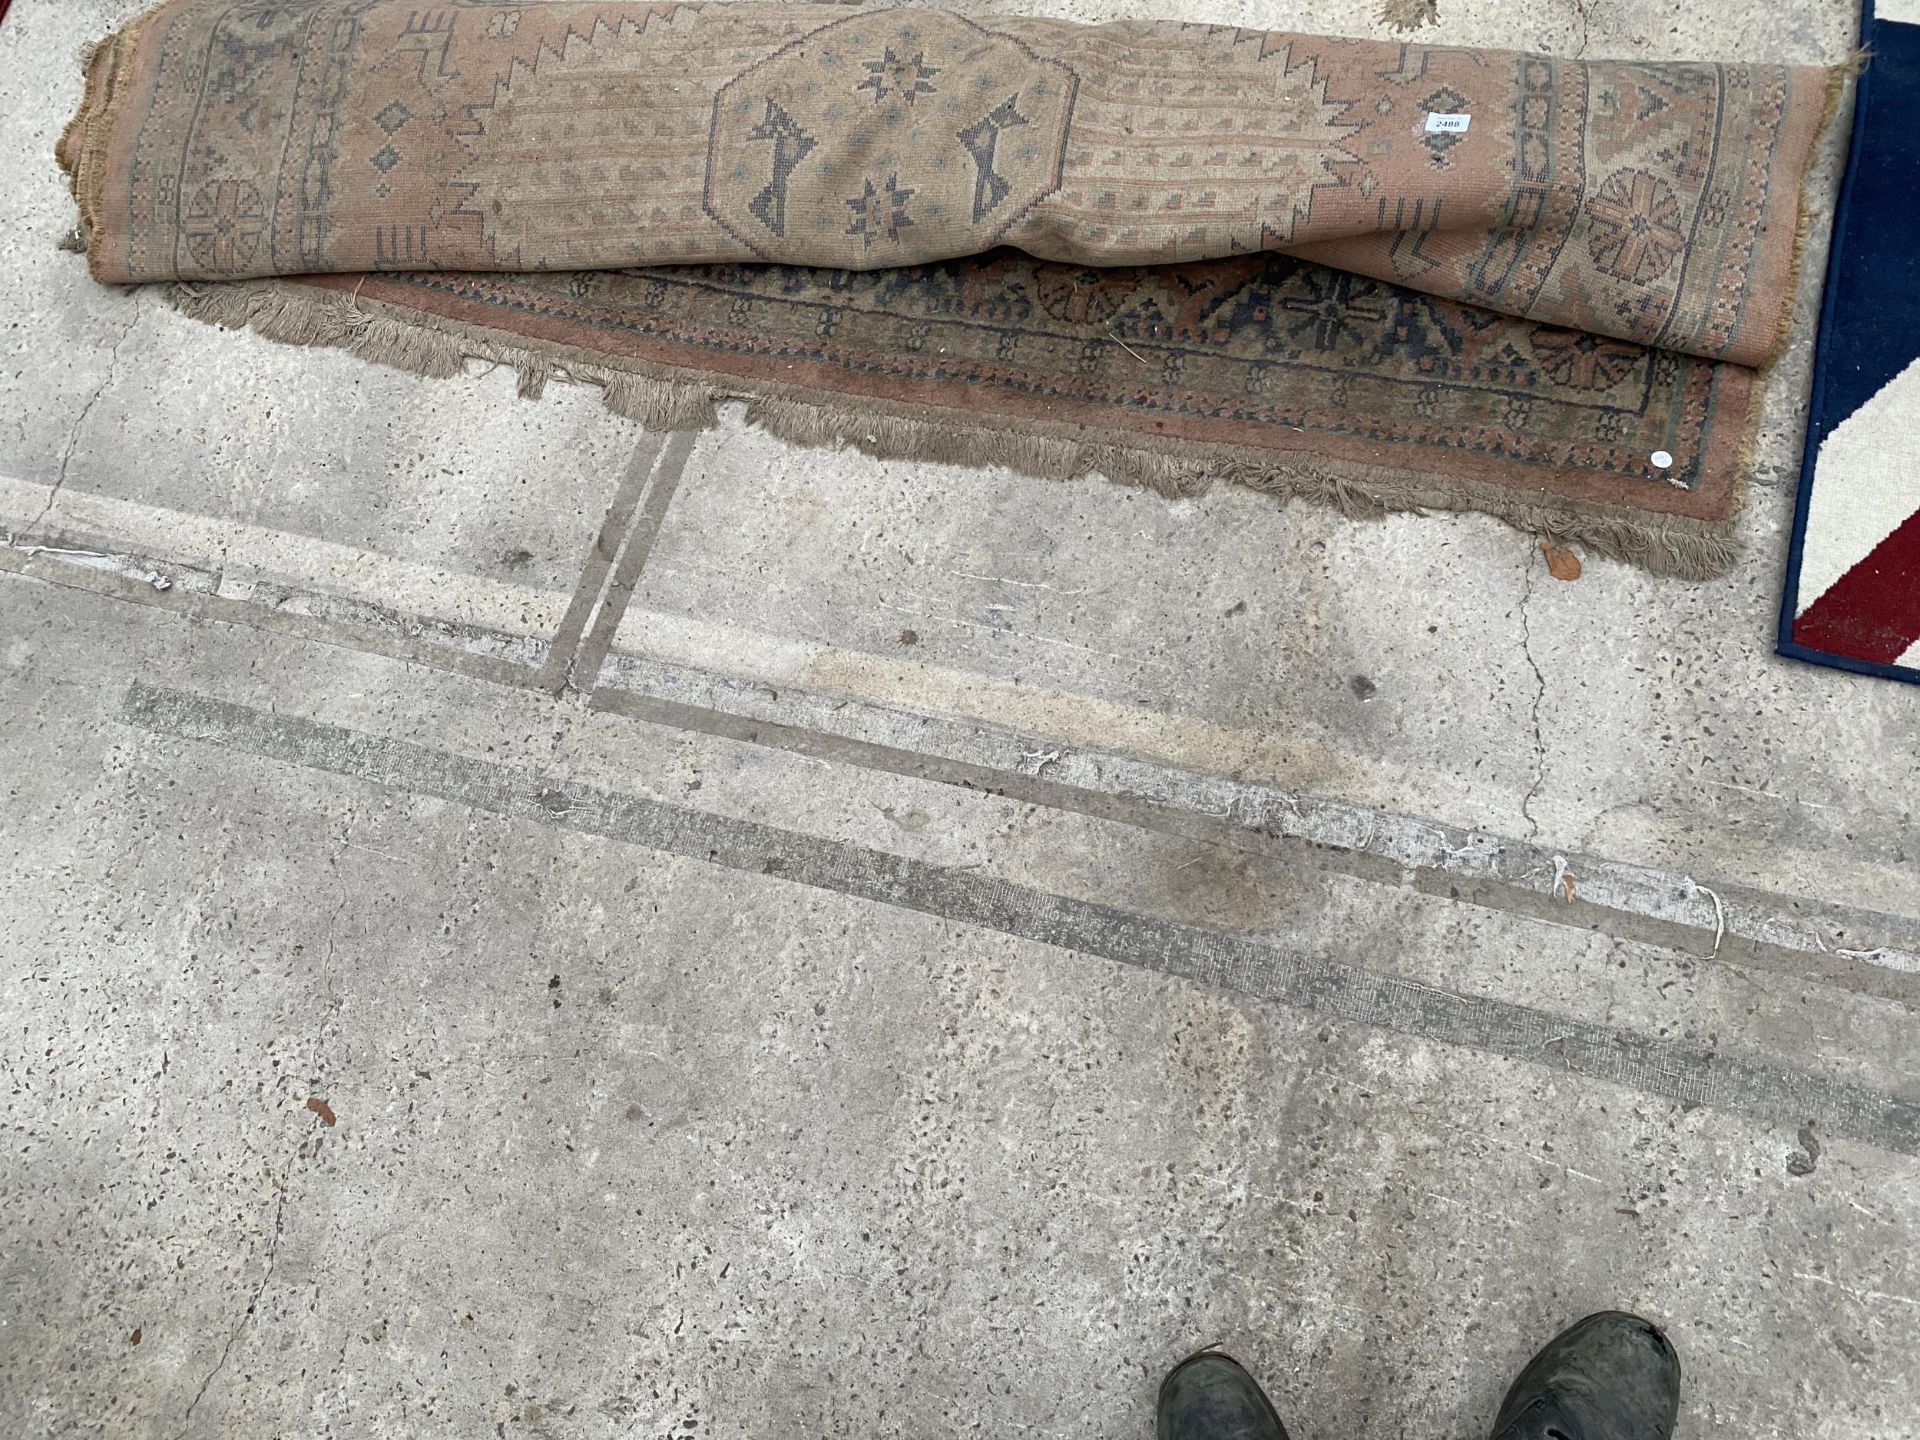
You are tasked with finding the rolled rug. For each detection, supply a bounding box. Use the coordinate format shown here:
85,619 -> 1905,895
58,2 -> 1845,575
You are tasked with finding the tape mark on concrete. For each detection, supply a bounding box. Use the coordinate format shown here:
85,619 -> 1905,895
566,428 -> 696,693
0,540 -> 541,688
12,486 -> 1918,999
534,431 -> 666,693
590,648 -> 1920,1000
125,682 -> 1920,1160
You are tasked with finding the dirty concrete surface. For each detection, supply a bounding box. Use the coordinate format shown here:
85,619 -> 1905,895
3,0 -> 1917,1437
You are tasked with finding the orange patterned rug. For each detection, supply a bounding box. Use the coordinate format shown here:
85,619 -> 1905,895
62,2 -> 1840,575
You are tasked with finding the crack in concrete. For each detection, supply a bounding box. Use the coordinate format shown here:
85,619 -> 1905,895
1571,0 -> 1595,58
314,819 -> 353,1075
26,301 -> 142,542
169,819 -> 350,1439
1517,556 -> 1549,840
169,1158 -> 294,1440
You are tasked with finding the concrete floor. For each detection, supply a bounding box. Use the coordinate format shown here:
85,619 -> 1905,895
3,1 -> 1918,1437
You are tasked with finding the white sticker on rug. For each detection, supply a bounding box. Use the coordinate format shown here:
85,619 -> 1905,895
1880,0 -> 1920,25
1425,113 -> 1471,133
1796,355 -> 1920,608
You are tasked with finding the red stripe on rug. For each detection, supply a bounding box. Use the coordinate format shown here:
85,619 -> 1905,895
1792,507 -> 1920,663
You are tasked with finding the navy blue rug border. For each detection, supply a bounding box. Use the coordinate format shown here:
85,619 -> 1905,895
1777,0 -> 1920,684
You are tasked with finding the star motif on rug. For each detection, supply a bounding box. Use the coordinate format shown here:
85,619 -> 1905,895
857,47 -> 939,105
846,174 -> 916,250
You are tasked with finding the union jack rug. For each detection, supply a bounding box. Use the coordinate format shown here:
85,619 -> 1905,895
1781,0 -> 1920,681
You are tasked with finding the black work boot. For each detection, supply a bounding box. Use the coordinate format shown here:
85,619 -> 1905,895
1157,1350 -> 1290,1440
1490,1312 -> 1682,1440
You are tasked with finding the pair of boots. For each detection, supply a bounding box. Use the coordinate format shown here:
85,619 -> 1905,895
1161,1312 -> 1680,1440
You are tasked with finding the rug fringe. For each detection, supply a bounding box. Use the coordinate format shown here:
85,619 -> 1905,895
164,279 -> 1741,580
1766,59 -> 1861,371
